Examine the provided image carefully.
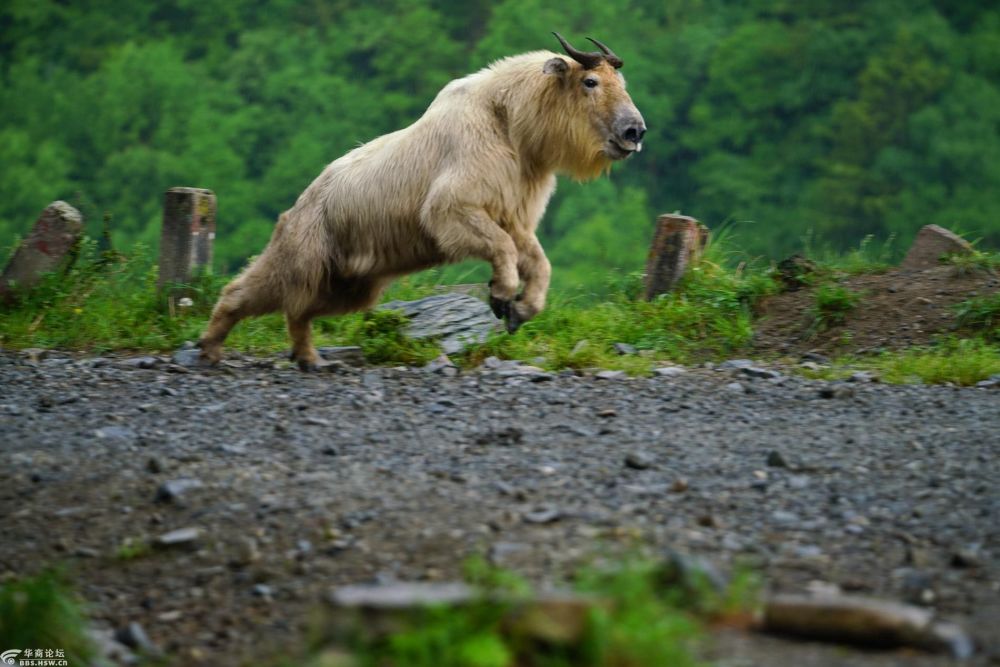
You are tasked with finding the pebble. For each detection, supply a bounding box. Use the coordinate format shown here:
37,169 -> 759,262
154,527 -> 203,547
155,478 -> 203,503
725,382 -> 746,393
742,366 -> 783,380
115,621 -> 158,654
819,384 -> 854,399
653,366 -> 686,377
252,584 -> 274,598
624,451 -> 654,470
595,370 -> 626,380
766,450 -> 788,468
425,354 -> 458,376
95,426 -> 136,440
121,356 -> 160,369
171,348 -> 203,367
523,508 -> 561,524
717,359 -> 755,370
771,510 -> 799,525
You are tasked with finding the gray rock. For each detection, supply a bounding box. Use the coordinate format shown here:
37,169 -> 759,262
742,366 -> 783,380
94,425 -> 136,441
819,384 -> 854,399
725,382 -> 747,393
624,451 -> 654,470
718,359 -> 755,370
171,348 -> 205,367
523,507 -> 562,524
154,526 -> 203,548
595,370 -> 626,380
115,621 -> 158,654
252,584 -> 274,598
848,371 -> 877,383
155,478 -> 203,503
121,356 -> 160,369
771,510 -> 800,525
329,581 -> 474,609
613,342 -> 637,355
766,450 -> 789,468
654,366 -> 687,377
379,293 -> 498,354
424,354 -> 458,376
318,346 -> 366,366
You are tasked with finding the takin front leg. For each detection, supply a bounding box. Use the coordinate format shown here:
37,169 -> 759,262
508,234 -> 551,332
425,207 -> 520,330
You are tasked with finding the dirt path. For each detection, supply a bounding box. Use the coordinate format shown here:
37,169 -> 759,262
1,352 -> 997,665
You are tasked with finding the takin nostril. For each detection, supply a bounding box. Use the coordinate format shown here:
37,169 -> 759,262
623,126 -> 645,143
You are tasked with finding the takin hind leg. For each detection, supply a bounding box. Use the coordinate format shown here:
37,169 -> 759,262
287,277 -> 389,372
199,271 -> 281,364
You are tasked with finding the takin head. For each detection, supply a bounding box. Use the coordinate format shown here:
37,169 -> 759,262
545,32 -> 647,166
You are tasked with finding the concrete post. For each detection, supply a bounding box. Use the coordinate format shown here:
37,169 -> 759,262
643,214 -> 709,300
1,201 -> 83,301
157,187 -> 216,289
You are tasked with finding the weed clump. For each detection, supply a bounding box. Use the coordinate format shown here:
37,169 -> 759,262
0,571 -> 95,664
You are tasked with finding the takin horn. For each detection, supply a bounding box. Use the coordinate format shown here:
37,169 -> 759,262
586,37 -> 623,69
552,32 -> 605,70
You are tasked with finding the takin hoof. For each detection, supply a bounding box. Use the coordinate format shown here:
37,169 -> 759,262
194,340 -> 222,366
489,294 -> 525,334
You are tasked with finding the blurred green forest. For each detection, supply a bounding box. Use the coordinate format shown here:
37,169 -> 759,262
1,0 -> 998,292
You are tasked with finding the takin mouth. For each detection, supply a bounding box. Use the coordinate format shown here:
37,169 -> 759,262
605,138 -> 640,160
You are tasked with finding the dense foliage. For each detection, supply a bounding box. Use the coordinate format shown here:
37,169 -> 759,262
2,0 -> 998,291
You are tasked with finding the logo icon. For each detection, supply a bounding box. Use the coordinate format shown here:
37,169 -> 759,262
0,650 -> 21,665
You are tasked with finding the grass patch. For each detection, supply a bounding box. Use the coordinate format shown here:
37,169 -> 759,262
955,292 -> 1000,340
798,338 -> 1000,386
285,556 -> 752,667
808,283 -> 861,334
0,571 -> 95,664
867,338 -> 1000,385
943,248 -> 1000,276
115,537 -> 152,561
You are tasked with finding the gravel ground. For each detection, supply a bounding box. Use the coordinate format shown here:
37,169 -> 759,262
1,350 -> 997,666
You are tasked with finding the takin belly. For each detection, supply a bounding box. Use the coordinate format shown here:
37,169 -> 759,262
332,215 -> 446,280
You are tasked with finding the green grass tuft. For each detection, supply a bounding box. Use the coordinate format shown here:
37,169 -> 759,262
0,571 -> 95,664
954,292 -> 1000,340
808,283 -> 861,333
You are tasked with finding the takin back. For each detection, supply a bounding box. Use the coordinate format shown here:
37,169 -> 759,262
199,33 -> 646,369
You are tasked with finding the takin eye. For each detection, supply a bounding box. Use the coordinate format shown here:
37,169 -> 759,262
583,77 -> 599,88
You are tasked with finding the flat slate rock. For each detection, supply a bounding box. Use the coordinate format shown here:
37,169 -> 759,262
379,293 -> 500,354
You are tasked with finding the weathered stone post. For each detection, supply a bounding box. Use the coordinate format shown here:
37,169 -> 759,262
900,224 -> 973,270
1,201 -> 83,301
157,187 -> 216,289
643,214 -> 709,300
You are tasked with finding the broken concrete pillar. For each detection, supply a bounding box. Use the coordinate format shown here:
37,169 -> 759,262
157,187 -> 216,289
901,225 -> 974,270
643,214 -> 709,300
1,201 -> 83,300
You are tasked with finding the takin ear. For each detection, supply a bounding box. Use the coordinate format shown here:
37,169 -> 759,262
543,57 -> 569,77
